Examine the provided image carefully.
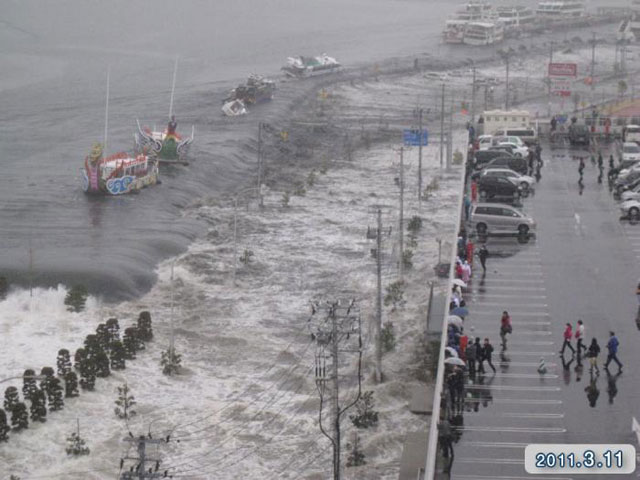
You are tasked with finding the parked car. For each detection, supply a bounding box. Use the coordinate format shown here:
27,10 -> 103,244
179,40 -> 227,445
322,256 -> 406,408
477,175 -> 523,203
473,167 -> 535,190
483,155 -> 528,175
474,149 -> 513,168
469,203 -> 536,235
477,134 -> 493,150
622,142 -> 640,163
620,182 -> 640,202
492,127 -> 538,145
493,141 -> 528,158
616,176 -> 640,198
568,124 -> 590,145
615,169 -> 640,194
617,161 -> 640,179
620,199 -> 640,220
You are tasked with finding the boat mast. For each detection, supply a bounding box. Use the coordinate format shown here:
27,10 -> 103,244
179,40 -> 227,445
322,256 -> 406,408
169,57 -> 178,119
104,67 -> 110,157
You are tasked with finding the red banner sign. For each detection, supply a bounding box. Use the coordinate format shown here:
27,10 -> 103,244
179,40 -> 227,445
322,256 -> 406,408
548,63 -> 577,77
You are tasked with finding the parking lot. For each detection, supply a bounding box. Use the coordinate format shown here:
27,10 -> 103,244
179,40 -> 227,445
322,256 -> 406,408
449,139 -> 640,479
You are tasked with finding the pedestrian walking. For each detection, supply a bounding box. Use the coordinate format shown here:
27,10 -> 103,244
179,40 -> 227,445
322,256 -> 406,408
609,154 -> 615,170
586,337 -> 600,374
604,331 -> 623,372
560,323 -> 575,355
481,338 -> 496,373
466,337 -> 477,376
636,280 -> 640,305
499,311 -> 512,349
528,150 -> 535,175
550,116 -> 557,133
438,419 -> 454,473
478,244 -> 488,272
578,157 -> 585,179
463,194 -> 471,221
597,153 -> 603,169
575,319 -> 586,360
473,337 -> 484,374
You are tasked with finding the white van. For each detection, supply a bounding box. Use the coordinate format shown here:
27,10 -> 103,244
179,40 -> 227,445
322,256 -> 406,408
624,125 -> 640,144
492,127 -> 538,145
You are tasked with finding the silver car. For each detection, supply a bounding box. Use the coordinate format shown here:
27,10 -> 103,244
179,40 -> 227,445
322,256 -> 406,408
469,203 -> 536,235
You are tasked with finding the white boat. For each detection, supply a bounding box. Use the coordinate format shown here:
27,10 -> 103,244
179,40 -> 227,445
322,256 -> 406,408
463,21 -> 505,45
624,0 -> 640,41
496,6 -> 536,30
221,99 -> 248,117
281,54 -> 341,78
443,1 -> 498,44
536,0 -> 586,19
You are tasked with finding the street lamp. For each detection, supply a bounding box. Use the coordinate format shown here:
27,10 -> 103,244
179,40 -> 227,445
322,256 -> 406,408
232,187 -> 262,285
498,48 -> 514,111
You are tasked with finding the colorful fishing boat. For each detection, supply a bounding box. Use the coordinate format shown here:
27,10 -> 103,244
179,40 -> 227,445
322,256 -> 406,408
135,117 -> 194,164
82,143 -> 159,195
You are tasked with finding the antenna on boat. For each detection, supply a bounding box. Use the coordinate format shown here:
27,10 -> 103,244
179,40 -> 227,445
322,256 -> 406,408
169,57 -> 178,119
104,66 -> 110,157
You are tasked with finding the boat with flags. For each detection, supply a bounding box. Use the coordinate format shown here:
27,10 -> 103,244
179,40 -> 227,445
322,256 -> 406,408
82,144 -> 159,195
134,59 -> 194,164
82,70 -> 159,196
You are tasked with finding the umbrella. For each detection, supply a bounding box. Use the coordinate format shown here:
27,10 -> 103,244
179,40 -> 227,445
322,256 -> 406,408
445,357 -> 466,366
451,306 -> 469,317
445,347 -> 459,358
452,279 -> 467,288
447,315 -> 464,328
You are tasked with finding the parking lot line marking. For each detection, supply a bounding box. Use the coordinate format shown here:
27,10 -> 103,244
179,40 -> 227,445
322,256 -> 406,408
468,294 -> 547,299
470,330 -> 552,336
458,441 -> 528,448
457,458 -> 524,465
469,302 -> 548,308
452,475 -> 573,480
472,311 -> 550,316
501,340 -> 554,346
469,385 -> 560,391
493,362 -> 558,367
471,372 -> 558,379
492,398 -> 563,404
452,425 -> 566,432
500,413 -> 564,418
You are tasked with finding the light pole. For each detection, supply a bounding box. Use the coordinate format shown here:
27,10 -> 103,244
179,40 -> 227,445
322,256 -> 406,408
498,48 -> 514,111
232,187 -> 261,285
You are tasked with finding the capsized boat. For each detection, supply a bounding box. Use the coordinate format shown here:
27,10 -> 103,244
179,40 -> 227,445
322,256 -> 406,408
281,54 -> 341,78
221,99 -> 248,117
135,117 -> 194,164
82,143 -> 159,195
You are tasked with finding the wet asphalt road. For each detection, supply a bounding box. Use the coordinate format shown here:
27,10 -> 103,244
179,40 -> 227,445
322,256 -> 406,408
451,140 -> 640,479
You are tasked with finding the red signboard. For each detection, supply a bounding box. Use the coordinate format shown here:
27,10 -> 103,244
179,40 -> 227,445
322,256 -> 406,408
548,63 -> 577,77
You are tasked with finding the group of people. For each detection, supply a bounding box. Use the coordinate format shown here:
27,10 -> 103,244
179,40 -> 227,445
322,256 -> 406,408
560,320 -> 623,374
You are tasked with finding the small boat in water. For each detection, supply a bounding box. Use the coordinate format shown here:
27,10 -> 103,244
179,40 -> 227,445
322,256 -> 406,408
221,74 -> 276,117
82,143 -> 159,195
281,54 -> 341,78
135,117 -> 194,164
134,58 -> 194,164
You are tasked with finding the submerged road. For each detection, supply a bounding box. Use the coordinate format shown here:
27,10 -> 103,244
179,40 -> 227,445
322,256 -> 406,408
450,140 -> 640,479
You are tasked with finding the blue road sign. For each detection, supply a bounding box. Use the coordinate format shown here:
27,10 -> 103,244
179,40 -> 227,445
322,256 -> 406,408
403,129 -> 429,146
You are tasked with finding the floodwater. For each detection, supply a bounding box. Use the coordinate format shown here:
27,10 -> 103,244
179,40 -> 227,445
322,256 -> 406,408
0,0 -> 457,299
0,0 -> 626,299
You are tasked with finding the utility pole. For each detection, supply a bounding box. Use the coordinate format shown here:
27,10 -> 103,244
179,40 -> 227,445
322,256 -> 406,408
169,262 -> 175,363
440,83 -> 445,168
504,53 -> 511,111
398,147 -> 404,281
375,210 -> 383,383
28,244 -> 33,298
447,94 -> 453,172
547,42 -> 554,118
120,435 -> 167,479
417,108 -> 423,202
257,122 -> 264,207
471,65 -> 477,123
312,300 -> 363,480
590,32 -> 596,106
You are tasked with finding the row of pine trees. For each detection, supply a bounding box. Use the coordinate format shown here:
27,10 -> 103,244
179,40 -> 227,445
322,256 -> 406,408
0,312 -> 153,442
